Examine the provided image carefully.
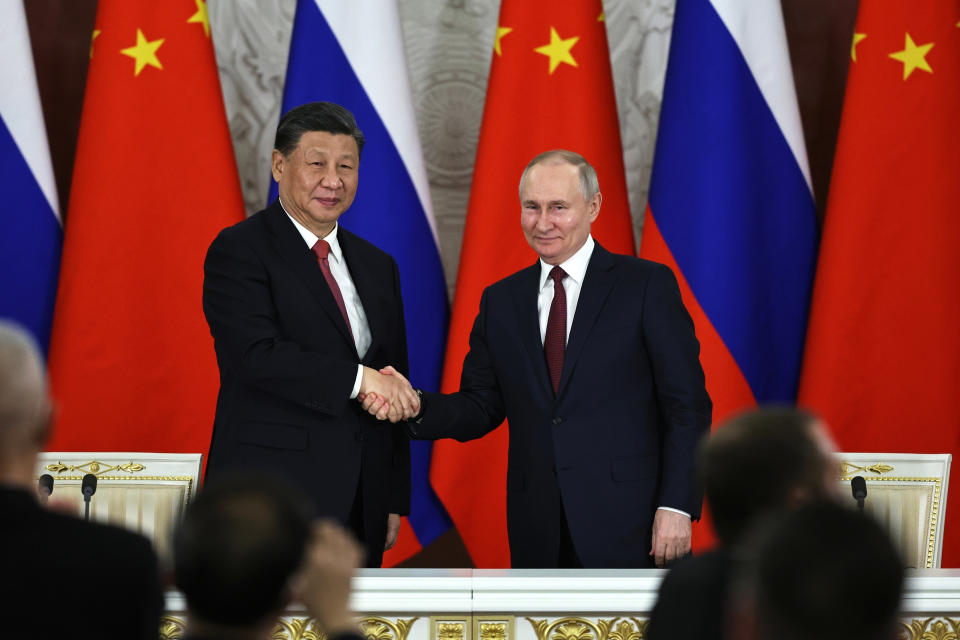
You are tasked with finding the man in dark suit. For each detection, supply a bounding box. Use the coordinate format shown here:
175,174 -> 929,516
0,321 -> 162,638
202,102 -> 418,567
365,150 -> 711,568
647,408 -> 839,640
174,473 -> 367,640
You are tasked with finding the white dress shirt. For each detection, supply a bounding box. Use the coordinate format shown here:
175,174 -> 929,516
282,201 -> 369,398
536,234 -> 688,519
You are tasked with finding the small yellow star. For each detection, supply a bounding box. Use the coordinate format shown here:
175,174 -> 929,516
90,29 -> 101,59
120,29 -> 164,76
494,26 -> 512,56
850,32 -> 866,62
598,11 -> 605,22
187,0 -> 211,38
534,27 -> 579,74
889,33 -> 933,80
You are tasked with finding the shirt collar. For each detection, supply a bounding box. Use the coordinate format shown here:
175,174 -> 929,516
538,235 -> 595,291
280,198 -> 344,264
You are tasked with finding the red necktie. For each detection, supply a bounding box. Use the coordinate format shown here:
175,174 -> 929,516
312,239 -> 353,337
544,266 -> 567,395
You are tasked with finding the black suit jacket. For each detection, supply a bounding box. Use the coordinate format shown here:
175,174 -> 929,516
202,200 -> 410,565
0,486 -> 162,638
411,243 -> 711,567
647,549 -> 734,640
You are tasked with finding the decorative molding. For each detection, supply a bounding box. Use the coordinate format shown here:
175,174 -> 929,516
159,615 -> 187,640
899,617 -> 960,640
359,616 -> 420,640
526,616 -> 647,640
475,615 -> 514,640
840,461 -> 896,476
432,617 -> 468,640
45,460 -> 146,475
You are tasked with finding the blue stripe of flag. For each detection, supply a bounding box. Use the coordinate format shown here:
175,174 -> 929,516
648,0 -> 817,403
0,114 -> 62,354
272,0 -> 452,544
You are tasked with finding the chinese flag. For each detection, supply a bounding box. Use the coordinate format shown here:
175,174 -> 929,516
430,0 -> 635,567
798,2 -> 960,564
48,1 -> 245,456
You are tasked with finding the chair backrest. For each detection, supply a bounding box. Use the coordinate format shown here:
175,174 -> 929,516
36,452 -> 202,561
837,453 -> 951,568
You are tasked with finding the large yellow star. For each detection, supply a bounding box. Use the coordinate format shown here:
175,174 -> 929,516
187,0 -> 211,38
90,29 -> 101,60
534,27 -> 579,74
494,26 -> 512,56
120,29 -> 164,76
850,32 -> 866,62
889,33 -> 933,80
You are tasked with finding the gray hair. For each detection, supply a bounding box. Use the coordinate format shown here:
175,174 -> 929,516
518,149 -> 600,201
0,321 -> 50,453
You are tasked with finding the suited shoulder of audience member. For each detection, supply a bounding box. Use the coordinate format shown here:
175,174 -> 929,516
728,502 -> 904,640
175,472 -> 363,640
699,407 -> 839,547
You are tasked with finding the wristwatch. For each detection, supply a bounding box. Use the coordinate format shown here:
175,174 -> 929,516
407,388 -> 426,423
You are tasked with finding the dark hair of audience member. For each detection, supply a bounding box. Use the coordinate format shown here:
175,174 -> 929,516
746,502 -> 904,640
174,473 -> 313,626
274,101 -> 365,158
699,407 -> 831,545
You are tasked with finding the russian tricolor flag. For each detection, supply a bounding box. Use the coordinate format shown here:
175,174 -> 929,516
641,0 -> 818,428
0,3 -> 62,352
272,0 -> 451,562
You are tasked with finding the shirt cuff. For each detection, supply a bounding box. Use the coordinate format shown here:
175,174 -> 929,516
350,365 -> 364,399
657,506 -> 691,518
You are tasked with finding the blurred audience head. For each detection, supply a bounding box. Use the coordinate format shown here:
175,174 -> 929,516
174,473 -> 313,632
0,321 -> 52,477
731,501 -> 904,640
700,407 -> 838,546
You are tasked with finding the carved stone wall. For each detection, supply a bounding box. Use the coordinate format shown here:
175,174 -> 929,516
207,0 -> 674,294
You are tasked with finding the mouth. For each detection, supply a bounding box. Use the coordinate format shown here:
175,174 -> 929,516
314,197 -> 340,207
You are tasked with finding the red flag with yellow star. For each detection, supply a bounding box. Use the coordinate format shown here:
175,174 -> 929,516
47,0 -> 244,457
798,2 -> 960,565
430,0 -> 635,567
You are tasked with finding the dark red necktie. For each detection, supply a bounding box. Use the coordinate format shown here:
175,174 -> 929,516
544,266 -> 567,395
312,239 -> 353,336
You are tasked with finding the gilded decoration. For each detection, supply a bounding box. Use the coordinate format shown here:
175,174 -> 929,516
840,461 -> 895,476
272,617 -> 327,640
159,615 -> 186,640
480,622 -> 507,640
431,616 -> 468,640
527,617 -> 647,640
359,616 -> 419,640
46,459 -> 147,475
899,618 -> 960,640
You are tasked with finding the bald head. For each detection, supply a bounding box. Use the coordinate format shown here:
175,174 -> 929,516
0,322 -> 51,462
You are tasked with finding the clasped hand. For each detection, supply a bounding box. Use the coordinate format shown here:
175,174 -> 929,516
357,365 -> 419,422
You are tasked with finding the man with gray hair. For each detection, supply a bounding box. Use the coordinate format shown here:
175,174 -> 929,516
365,150 -> 710,568
0,321 -> 162,637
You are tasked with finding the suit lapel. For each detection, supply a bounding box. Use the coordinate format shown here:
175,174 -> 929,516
338,228 -> 383,362
515,261 -> 554,399
557,244 -> 617,398
264,201 -> 357,353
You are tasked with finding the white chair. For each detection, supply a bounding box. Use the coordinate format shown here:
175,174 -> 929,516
837,453 -> 951,568
36,452 -> 202,561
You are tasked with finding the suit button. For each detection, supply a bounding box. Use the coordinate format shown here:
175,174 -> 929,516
552,417 -> 562,425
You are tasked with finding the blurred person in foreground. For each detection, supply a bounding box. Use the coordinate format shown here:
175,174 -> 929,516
0,320 -> 162,637
729,501 -> 904,640
174,474 -> 364,640
647,407 -> 839,640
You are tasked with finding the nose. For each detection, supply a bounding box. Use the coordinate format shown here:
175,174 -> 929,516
320,166 -> 342,189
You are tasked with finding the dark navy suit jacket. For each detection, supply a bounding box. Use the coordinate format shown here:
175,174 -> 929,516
411,243 -> 710,567
202,200 -> 410,566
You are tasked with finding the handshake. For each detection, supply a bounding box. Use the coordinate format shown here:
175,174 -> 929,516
357,365 -> 420,423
